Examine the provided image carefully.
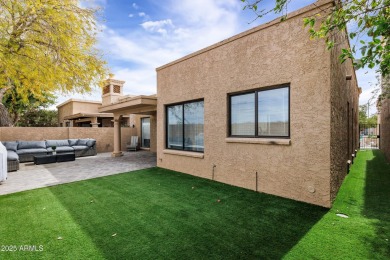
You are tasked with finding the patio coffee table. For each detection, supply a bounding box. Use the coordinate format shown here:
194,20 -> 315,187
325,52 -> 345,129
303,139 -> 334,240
34,153 -> 75,165
34,154 -> 56,165
56,153 -> 76,162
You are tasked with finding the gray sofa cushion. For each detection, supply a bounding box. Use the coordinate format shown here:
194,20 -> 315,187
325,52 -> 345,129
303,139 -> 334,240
46,139 -> 70,147
18,141 -> 46,149
16,148 -> 48,155
7,151 -> 19,161
72,145 -> 89,151
86,139 -> 96,147
47,146 -> 74,153
2,141 -> 18,152
77,139 -> 89,146
68,139 -> 79,146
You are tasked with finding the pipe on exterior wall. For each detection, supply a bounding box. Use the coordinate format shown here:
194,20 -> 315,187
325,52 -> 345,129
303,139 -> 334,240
255,171 -> 258,192
212,164 -> 216,180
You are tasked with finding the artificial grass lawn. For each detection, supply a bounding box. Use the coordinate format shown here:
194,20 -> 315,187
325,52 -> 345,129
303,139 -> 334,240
0,150 -> 388,259
284,149 -> 390,259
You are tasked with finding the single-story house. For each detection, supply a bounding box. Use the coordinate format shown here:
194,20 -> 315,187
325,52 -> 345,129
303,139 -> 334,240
100,0 -> 360,207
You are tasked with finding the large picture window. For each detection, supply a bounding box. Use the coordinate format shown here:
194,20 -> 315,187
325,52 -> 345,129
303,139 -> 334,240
229,86 -> 289,138
166,100 -> 204,152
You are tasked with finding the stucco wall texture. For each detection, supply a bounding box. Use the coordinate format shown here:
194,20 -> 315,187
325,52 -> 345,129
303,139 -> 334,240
57,102 -> 73,124
156,1 -> 359,207
329,30 -> 360,201
57,100 -> 102,125
380,98 -> 390,161
0,127 -> 136,153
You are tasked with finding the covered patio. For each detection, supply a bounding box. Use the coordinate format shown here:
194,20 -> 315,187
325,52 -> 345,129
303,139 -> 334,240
98,95 -> 157,157
63,112 -> 117,127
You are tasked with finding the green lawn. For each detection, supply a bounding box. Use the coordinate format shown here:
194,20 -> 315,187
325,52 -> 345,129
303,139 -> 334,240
0,150 -> 388,259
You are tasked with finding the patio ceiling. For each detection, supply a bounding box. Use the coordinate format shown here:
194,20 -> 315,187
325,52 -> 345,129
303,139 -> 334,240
98,95 -> 157,115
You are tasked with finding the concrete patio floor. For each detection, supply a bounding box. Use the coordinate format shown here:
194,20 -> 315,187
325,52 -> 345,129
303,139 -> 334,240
0,151 -> 156,196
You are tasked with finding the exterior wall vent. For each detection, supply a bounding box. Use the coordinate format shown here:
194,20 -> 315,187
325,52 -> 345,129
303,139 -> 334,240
113,85 -> 121,93
103,85 -> 110,95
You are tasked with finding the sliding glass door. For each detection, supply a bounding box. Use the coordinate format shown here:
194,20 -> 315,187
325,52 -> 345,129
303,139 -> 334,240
141,117 -> 150,148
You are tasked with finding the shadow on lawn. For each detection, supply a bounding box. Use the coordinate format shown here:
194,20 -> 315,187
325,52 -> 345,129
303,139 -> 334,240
364,150 -> 390,258
48,168 -> 327,259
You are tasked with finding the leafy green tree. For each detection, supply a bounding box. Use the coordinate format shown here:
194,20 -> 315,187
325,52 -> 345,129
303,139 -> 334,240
3,88 -> 56,125
0,0 -> 108,126
241,0 -> 390,76
16,109 -> 58,127
359,105 -> 378,124
367,114 -> 378,124
359,104 -> 368,122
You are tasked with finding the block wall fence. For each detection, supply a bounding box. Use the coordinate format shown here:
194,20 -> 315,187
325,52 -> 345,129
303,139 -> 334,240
0,127 -> 138,153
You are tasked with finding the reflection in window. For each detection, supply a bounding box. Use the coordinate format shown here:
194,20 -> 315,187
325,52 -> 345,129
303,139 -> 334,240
229,86 -> 289,137
184,102 -> 204,152
167,100 -> 204,152
258,88 -> 289,136
167,105 -> 183,150
231,93 -> 255,136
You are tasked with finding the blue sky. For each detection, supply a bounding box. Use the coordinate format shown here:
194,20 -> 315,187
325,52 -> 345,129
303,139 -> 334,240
58,0 -> 377,113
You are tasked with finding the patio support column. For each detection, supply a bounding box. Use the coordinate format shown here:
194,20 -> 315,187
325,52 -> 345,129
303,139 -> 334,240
90,117 -> 100,128
112,114 -> 123,157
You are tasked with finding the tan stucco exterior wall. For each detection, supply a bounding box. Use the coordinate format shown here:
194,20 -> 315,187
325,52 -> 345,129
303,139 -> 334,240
0,127 -> 137,153
156,3 -> 336,207
72,102 -> 101,114
57,100 -> 102,126
150,114 -> 157,153
329,30 -> 360,201
58,102 -> 73,125
379,95 -> 390,161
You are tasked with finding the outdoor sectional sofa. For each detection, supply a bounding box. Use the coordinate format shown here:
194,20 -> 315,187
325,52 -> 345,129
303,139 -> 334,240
2,139 -> 97,172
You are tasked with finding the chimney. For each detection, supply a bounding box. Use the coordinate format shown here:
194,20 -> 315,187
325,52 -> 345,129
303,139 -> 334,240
102,74 -> 125,106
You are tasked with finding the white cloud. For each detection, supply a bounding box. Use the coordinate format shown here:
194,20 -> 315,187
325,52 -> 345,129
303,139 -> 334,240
132,3 -> 139,9
168,0 -> 240,25
141,19 -> 173,35
98,31 -> 183,68
114,68 -> 156,95
92,0 -> 245,100
141,19 -> 173,30
128,14 -> 134,18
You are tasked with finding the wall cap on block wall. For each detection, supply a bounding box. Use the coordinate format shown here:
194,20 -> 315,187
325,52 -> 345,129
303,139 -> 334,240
163,149 -> 204,158
225,138 -> 291,145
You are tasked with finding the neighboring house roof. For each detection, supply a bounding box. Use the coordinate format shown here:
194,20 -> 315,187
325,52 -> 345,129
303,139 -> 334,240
63,113 -> 114,120
56,98 -> 102,108
64,113 -> 131,120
